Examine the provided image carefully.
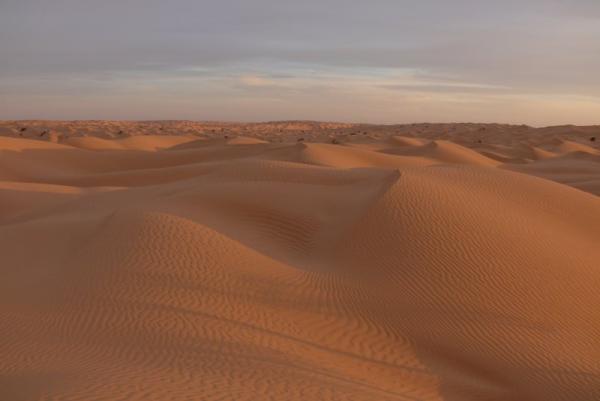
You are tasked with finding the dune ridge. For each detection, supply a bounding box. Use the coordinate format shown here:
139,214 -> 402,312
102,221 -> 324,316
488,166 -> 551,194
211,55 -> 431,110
1,121 -> 599,401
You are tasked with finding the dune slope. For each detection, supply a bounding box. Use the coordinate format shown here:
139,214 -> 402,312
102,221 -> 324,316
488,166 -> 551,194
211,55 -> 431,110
1,122 -> 599,401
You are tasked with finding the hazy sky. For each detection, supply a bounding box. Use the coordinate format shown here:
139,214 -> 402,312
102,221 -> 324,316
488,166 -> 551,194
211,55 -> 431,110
1,0 -> 599,125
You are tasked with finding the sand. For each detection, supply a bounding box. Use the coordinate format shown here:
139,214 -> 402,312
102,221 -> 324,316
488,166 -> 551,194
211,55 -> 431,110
0,120 -> 599,401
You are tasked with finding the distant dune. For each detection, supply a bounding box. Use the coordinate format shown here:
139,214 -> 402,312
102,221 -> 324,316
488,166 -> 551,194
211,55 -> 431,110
1,121 -> 599,400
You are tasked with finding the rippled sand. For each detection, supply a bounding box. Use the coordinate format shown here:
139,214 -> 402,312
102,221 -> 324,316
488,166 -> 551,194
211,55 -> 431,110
1,120 -> 599,401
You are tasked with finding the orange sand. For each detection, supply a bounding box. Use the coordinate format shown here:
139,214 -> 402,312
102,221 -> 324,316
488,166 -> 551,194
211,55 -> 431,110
1,121 -> 599,400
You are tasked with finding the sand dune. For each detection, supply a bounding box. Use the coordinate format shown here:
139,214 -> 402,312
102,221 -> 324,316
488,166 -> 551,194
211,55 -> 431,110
1,121 -> 599,400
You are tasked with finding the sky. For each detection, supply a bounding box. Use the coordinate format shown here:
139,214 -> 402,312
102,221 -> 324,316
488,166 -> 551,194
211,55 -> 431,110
1,0 -> 599,125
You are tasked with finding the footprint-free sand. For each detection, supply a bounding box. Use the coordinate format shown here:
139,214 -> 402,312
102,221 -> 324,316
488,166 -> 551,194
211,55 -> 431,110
1,120 -> 599,400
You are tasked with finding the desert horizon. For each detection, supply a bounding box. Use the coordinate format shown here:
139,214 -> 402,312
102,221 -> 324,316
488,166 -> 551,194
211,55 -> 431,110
1,120 -> 599,400
4,119 -> 600,128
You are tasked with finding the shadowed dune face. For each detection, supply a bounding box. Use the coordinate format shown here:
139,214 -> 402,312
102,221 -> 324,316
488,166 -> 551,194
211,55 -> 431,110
0,121 -> 599,401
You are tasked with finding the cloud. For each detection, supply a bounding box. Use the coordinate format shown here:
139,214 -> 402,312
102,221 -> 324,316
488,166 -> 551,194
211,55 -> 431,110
238,75 -> 277,87
381,84 -> 511,95
0,0 -> 599,122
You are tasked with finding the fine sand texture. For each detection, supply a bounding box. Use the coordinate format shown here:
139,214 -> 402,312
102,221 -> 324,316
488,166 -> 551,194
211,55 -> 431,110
1,121 -> 599,401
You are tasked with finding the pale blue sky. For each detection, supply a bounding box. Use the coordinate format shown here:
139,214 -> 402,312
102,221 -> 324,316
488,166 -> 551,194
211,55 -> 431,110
1,0 -> 599,125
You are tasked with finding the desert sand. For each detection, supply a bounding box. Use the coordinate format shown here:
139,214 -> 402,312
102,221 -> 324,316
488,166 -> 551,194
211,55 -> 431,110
0,120 -> 599,401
